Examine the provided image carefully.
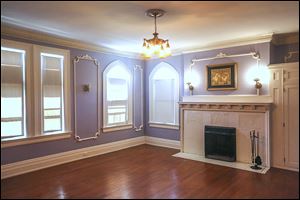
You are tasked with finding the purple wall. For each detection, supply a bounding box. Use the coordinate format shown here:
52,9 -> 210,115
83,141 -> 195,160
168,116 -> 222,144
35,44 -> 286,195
144,55 -> 184,141
1,35 -> 145,165
1,34 -> 274,164
144,42 -> 271,141
183,42 -> 270,96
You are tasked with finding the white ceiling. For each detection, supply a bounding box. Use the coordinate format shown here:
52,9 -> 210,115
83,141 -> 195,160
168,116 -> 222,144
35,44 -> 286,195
1,1 -> 299,55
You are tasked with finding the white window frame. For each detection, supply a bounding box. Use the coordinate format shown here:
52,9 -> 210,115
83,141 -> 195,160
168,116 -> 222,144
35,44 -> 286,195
149,62 -> 180,130
1,39 -> 33,140
1,39 -> 71,147
103,60 -> 133,132
33,45 -> 71,136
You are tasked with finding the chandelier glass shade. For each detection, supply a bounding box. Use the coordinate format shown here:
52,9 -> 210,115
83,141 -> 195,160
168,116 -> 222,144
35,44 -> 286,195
142,9 -> 171,59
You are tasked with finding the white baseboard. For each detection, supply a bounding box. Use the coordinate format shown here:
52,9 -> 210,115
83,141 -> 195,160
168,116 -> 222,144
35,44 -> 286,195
1,136 -> 181,179
271,164 -> 299,172
1,136 -> 145,179
145,136 -> 180,150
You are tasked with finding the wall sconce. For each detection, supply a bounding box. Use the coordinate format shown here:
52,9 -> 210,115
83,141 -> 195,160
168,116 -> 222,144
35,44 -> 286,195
186,82 -> 194,95
253,52 -> 262,95
254,78 -> 262,95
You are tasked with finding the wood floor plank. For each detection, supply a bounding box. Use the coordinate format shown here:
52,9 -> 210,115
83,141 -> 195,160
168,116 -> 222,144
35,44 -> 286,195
1,144 -> 299,199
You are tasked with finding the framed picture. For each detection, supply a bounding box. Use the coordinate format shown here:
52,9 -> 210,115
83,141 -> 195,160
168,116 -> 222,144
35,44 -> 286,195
206,62 -> 237,90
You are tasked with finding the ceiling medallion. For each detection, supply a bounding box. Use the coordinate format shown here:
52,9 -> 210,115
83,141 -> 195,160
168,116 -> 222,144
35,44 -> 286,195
142,9 -> 171,59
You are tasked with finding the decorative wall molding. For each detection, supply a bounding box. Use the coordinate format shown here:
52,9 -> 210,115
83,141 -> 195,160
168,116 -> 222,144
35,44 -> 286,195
189,51 -> 261,67
133,65 -> 144,132
179,95 -> 273,112
74,54 -> 101,142
1,136 -> 146,179
179,103 -> 270,113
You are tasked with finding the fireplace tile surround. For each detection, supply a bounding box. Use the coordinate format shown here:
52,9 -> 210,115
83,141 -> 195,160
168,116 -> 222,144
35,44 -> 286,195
175,95 -> 272,174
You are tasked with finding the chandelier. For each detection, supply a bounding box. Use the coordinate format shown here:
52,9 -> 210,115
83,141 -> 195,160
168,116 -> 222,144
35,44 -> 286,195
142,9 -> 171,59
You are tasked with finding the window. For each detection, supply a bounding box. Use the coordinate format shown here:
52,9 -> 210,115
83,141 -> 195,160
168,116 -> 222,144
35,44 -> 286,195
103,60 -> 133,132
34,45 -> 71,136
1,47 -> 27,139
149,62 -> 179,129
41,53 -> 64,133
1,39 -> 71,144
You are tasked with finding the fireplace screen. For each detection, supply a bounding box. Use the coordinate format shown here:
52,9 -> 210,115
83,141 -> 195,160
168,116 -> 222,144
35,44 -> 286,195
204,125 -> 236,162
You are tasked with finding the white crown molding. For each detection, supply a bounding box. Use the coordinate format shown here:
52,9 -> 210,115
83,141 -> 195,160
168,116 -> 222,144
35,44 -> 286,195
1,23 -> 141,59
1,136 -> 145,179
2,23 -> 275,61
180,33 -> 273,55
147,33 -> 273,60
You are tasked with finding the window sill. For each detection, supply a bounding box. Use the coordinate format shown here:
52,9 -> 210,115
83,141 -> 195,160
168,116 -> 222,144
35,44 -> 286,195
148,122 -> 180,130
102,124 -> 133,133
1,132 -> 72,148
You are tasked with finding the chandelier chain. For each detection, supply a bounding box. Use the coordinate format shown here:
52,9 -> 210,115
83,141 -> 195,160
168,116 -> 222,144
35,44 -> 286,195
154,14 -> 157,34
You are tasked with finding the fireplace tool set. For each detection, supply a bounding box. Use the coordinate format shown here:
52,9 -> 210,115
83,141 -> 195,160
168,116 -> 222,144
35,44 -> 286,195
250,130 -> 262,170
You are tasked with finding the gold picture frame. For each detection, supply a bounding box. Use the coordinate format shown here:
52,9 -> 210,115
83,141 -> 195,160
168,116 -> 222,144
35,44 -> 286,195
206,62 -> 237,90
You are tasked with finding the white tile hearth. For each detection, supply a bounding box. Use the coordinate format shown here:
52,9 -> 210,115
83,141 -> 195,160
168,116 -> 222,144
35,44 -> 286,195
173,152 -> 269,174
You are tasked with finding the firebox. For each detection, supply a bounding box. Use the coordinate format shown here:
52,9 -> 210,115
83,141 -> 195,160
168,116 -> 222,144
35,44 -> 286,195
204,125 -> 236,162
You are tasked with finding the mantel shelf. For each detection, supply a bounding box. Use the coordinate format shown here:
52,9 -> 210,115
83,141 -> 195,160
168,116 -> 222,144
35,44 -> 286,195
180,95 -> 273,112
182,95 -> 273,104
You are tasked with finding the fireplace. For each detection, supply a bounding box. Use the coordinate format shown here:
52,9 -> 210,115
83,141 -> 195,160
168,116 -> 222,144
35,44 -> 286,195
205,125 -> 236,162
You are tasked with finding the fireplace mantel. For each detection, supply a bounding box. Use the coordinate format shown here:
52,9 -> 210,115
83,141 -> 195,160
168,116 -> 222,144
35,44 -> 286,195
180,95 -> 273,112
178,95 -> 272,173
182,95 -> 273,104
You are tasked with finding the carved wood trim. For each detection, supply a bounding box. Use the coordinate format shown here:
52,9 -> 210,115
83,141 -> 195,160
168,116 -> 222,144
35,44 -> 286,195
179,102 -> 271,113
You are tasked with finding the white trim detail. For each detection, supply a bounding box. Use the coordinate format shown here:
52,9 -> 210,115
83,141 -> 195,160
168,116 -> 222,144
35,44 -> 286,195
103,60 -> 133,129
149,62 -> 180,126
1,24 -> 141,59
182,95 -> 273,104
102,124 -> 133,133
191,52 -> 260,64
1,132 -> 72,148
145,136 -> 180,149
1,24 -> 273,59
148,122 -> 180,130
181,33 -> 273,54
1,136 -> 184,179
1,39 -> 33,139
74,54 -> 101,142
33,45 -> 71,136
1,136 -> 145,179
133,65 -> 144,132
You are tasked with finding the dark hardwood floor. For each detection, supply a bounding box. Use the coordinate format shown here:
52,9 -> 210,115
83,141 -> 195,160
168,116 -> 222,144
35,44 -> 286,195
1,144 -> 299,199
